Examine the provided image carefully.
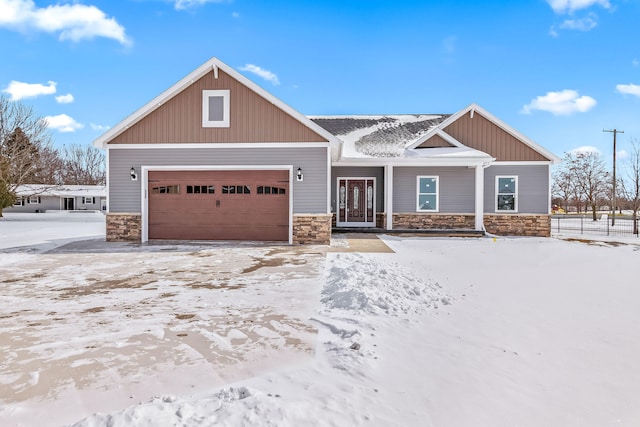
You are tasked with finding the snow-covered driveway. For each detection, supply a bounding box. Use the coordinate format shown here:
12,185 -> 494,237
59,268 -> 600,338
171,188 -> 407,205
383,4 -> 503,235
0,213 -> 326,426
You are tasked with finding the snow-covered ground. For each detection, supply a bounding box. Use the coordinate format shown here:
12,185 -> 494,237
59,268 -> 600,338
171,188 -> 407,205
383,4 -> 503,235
2,213 -> 640,426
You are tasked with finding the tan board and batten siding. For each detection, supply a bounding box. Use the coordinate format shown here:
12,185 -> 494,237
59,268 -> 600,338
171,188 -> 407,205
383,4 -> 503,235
418,133 -> 454,148
108,68 -> 328,144
419,111 -> 549,162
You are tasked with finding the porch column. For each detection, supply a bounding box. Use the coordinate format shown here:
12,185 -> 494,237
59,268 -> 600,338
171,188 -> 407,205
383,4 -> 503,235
475,164 -> 484,231
385,165 -> 393,230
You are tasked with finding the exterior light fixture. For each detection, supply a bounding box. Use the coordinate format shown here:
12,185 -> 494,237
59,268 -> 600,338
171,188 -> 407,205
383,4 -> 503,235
130,167 -> 138,181
296,167 -> 303,182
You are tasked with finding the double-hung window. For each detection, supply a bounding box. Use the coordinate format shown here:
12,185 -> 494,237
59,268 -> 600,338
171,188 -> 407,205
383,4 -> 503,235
416,176 -> 439,212
496,176 -> 518,212
202,90 -> 230,128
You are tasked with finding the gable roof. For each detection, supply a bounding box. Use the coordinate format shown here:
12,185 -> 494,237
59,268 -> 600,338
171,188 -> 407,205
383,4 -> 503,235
408,103 -> 561,164
93,57 -> 341,149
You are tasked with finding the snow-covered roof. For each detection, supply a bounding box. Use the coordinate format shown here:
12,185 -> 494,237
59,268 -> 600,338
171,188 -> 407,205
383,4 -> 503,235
311,114 -> 449,159
15,184 -> 106,198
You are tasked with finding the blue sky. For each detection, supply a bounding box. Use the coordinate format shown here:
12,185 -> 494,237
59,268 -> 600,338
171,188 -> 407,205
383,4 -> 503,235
1,0 -> 640,164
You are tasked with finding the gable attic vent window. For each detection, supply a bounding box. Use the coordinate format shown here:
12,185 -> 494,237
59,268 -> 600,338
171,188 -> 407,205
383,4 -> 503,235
202,89 -> 230,128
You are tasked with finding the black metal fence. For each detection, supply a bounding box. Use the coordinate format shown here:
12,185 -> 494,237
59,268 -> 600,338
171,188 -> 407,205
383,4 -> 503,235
552,215 -> 640,238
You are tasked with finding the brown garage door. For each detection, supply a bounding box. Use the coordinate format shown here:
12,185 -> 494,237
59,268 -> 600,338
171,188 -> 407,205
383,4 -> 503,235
148,170 -> 289,241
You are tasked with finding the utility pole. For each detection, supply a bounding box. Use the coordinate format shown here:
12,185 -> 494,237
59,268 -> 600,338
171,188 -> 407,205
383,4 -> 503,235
604,128 -> 624,226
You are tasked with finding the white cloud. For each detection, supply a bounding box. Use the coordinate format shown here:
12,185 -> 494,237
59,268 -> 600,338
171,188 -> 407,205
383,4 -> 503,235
633,59 -> 640,68
2,80 -> 56,101
174,0 -> 224,10
570,145 -> 601,154
559,15 -> 597,31
55,93 -> 74,104
231,12 -> 240,18
44,114 -> 83,132
617,149 -> 628,160
521,89 -> 596,116
0,0 -> 131,46
90,123 -> 109,131
238,64 -> 280,86
616,83 -> 640,97
547,0 -> 610,14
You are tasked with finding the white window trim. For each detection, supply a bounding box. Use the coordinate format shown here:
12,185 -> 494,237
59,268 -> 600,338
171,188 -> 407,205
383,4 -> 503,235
14,197 -> 23,206
83,197 -> 94,205
202,89 -> 230,128
495,175 -> 518,212
416,176 -> 439,212
28,196 -> 40,205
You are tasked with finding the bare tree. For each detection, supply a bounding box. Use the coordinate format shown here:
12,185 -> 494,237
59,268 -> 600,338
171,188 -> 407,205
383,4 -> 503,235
32,145 -> 65,184
552,167 -> 574,212
620,138 -> 640,234
0,95 -> 52,216
563,150 -> 609,221
61,144 -> 106,185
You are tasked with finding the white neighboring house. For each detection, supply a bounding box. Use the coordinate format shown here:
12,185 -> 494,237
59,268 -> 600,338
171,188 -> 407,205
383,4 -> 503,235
7,185 -> 107,213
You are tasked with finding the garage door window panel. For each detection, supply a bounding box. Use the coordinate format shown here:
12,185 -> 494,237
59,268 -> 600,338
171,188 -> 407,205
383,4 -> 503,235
258,186 -> 286,195
152,185 -> 180,194
186,185 -> 215,194
222,185 -> 250,194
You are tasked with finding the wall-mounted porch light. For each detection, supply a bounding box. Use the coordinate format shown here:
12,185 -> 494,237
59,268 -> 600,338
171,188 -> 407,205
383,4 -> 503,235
296,167 -> 303,182
130,167 -> 138,181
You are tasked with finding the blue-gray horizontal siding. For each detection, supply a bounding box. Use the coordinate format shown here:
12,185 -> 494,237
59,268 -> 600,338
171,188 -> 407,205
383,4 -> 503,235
108,147 -> 328,213
484,164 -> 549,214
393,167 -> 475,213
331,166 -> 385,213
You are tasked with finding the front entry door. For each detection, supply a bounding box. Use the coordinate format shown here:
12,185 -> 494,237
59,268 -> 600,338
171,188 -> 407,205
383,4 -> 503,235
63,197 -> 74,210
337,178 -> 375,227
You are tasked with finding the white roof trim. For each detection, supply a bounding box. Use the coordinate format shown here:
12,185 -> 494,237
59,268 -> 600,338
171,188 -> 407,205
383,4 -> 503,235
93,57 -> 341,150
407,103 -> 561,164
333,156 -> 494,168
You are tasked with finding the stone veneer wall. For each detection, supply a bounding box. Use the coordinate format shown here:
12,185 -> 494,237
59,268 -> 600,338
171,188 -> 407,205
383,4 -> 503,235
484,214 -> 550,237
293,214 -> 332,245
389,212 -> 551,237
106,213 -> 141,242
392,213 -> 476,230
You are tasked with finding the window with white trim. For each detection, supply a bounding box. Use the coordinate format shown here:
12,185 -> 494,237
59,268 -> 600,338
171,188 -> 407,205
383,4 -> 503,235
83,197 -> 95,205
416,176 -> 439,212
14,197 -> 23,206
28,196 -> 40,204
496,176 -> 518,212
202,89 -> 230,128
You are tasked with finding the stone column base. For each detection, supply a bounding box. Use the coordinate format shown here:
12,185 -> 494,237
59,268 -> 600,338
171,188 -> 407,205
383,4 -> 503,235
106,213 -> 142,242
293,214 -> 332,245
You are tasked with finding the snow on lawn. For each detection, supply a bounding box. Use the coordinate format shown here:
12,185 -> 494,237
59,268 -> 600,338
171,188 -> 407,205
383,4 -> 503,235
0,212 -> 105,253
2,214 -> 640,426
